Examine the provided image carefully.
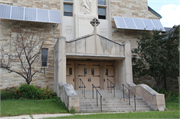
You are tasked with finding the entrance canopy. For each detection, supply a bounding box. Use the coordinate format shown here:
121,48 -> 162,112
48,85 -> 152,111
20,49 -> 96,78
113,16 -> 165,31
66,34 -> 125,59
0,4 -> 61,24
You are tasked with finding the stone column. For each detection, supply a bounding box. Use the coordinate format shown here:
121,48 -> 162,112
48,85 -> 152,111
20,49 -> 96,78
124,40 -> 133,84
56,36 -> 66,97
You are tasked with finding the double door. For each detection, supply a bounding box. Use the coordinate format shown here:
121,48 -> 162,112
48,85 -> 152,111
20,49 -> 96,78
66,61 -> 75,88
79,62 -> 100,90
103,62 -> 114,90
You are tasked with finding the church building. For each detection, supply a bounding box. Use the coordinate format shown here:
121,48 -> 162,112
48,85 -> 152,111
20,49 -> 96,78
0,0 -> 165,112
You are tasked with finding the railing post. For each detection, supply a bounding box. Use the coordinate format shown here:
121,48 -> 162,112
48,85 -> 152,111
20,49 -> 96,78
96,90 -> 98,106
84,85 -> 85,98
134,95 -> 136,111
129,89 -> 130,105
123,84 -> 124,98
100,96 -> 102,112
110,83 -> 112,93
107,79 -> 108,91
114,85 -> 115,97
92,84 -> 94,99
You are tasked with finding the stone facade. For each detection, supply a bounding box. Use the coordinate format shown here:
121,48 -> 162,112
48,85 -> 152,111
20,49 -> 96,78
0,0 -> 176,91
0,0 -> 61,89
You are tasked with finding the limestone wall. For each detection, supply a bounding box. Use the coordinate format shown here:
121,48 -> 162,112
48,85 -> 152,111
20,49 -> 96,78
110,0 -> 159,19
0,21 -> 60,89
0,0 -> 60,10
0,0 -> 61,89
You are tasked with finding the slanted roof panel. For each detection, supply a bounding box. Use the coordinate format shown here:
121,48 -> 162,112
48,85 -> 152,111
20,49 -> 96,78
0,4 -> 11,19
113,16 -> 165,31
0,4 -> 61,24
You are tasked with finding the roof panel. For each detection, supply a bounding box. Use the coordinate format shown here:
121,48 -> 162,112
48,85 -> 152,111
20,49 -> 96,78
113,16 -> 127,29
37,9 -> 49,22
49,10 -> 61,23
124,17 -> 136,29
0,4 -> 11,19
11,6 -> 24,20
133,18 -> 145,30
143,19 -> 155,30
152,20 -> 166,31
113,16 -> 165,31
25,7 -> 36,21
0,4 -> 61,24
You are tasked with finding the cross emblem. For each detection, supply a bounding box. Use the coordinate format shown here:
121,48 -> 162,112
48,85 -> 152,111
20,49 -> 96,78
90,18 -> 100,27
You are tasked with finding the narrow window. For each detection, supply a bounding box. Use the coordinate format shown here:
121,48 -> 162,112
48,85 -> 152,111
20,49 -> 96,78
98,0 -> 106,19
84,68 -> 87,75
105,69 -> 108,75
69,68 -> 72,75
64,0 -> 73,16
41,48 -> 48,66
91,68 -> 94,75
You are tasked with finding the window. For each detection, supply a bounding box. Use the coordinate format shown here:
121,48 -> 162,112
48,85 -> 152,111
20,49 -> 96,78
84,68 -> 87,75
41,48 -> 48,66
105,69 -> 108,75
64,0 -> 73,16
98,0 -> 106,19
91,68 -> 94,75
69,68 -> 72,75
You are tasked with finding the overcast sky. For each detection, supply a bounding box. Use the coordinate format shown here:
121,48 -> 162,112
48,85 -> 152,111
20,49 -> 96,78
148,0 -> 180,28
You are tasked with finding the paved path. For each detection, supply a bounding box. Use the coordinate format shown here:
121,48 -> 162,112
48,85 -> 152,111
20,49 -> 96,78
0,112 -> 130,119
0,114 -> 73,119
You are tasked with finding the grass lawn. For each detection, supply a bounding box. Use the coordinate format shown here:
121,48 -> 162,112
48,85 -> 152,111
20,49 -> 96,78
0,99 -> 68,116
44,100 -> 180,119
44,111 -> 179,119
0,99 -> 179,118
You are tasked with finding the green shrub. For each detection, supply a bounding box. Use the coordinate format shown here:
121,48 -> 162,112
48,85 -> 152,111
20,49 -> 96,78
154,88 -> 179,101
1,86 -> 20,100
18,84 -> 42,99
40,88 -> 56,99
1,84 -> 57,100
69,107 -> 76,114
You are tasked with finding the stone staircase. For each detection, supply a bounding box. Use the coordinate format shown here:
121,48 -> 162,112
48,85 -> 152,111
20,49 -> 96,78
76,90 -> 153,113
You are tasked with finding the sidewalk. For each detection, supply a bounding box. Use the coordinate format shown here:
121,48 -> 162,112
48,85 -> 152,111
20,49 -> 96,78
0,114 -> 73,119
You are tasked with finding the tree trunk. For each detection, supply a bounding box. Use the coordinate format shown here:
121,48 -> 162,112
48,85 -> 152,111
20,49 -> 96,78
157,81 -> 160,92
163,77 -> 167,90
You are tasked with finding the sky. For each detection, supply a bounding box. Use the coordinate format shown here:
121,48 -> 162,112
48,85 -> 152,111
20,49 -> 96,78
148,0 -> 180,28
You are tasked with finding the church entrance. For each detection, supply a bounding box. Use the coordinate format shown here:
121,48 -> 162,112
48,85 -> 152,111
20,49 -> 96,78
66,61 -> 114,90
78,62 -> 100,90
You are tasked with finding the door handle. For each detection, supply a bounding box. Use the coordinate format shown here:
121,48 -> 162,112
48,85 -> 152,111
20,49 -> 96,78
73,78 -> 74,82
104,79 -> 105,82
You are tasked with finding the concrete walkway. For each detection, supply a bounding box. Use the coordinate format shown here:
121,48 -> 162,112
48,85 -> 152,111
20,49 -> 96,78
0,114 -> 73,119
0,112 -> 130,119
0,111 -> 133,119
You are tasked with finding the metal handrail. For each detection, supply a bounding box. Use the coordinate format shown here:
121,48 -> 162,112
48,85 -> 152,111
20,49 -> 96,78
92,84 -> 102,112
107,79 -> 115,97
79,79 -> 86,98
122,84 -> 136,111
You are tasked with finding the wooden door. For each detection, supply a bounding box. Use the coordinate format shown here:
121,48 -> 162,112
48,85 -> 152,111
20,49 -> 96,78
66,61 -> 75,88
104,62 -> 114,90
78,62 -> 90,90
89,62 -> 100,90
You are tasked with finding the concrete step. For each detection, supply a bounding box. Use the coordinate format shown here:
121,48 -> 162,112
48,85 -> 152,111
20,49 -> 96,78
76,90 -> 152,112
79,108 -> 152,113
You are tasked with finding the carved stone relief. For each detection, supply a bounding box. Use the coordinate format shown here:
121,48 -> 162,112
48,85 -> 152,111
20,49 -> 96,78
81,0 -> 91,14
